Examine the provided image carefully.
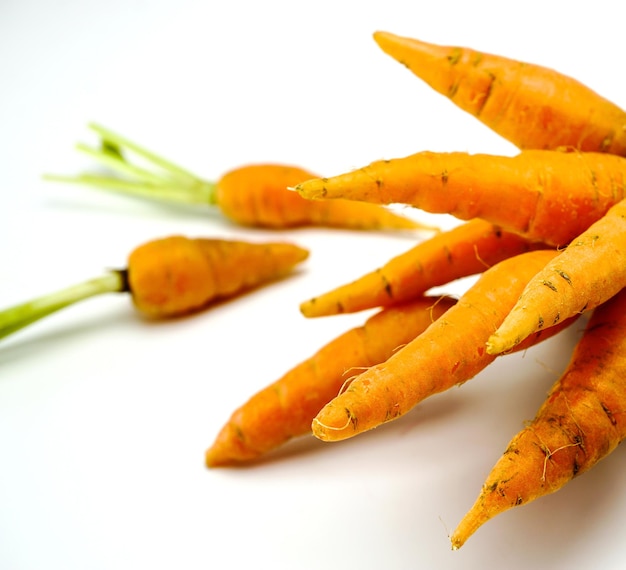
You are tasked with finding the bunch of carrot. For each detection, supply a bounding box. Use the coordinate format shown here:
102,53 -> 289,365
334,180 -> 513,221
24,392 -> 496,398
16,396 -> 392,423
15,26 -> 626,551
203,30 -> 626,551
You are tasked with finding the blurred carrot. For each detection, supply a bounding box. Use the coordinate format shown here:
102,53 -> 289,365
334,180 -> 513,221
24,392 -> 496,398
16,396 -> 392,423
311,250 -> 579,442
206,295 -> 456,466
300,219 -> 548,318
487,197 -> 626,355
451,287 -> 626,549
295,148 -> 626,247
0,235 -> 308,341
45,124 -> 431,232
373,31 -> 626,155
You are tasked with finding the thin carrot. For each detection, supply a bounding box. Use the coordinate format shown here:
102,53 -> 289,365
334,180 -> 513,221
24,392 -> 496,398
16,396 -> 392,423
311,250 -> 579,442
294,148 -> 626,247
0,235 -> 308,341
486,198 -> 626,355
373,31 -> 626,155
206,295 -> 456,467
300,218 -> 548,318
451,287 -> 626,549
45,123 -> 431,232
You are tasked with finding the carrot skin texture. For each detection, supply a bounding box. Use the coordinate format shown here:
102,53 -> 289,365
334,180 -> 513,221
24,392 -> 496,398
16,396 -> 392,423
205,296 -> 456,466
451,288 -> 626,549
295,149 -> 626,247
487,198 -> 626,354
311,250 -> 579,442
300,219 -> 548,318
216,163 -> 427,231
373,31 -> 626,155
128,236 -> 309,318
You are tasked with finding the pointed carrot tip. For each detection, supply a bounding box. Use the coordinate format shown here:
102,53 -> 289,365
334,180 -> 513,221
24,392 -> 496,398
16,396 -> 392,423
485,334 -> 516,355
204,446 -> 224,468
205,444 -> 239,468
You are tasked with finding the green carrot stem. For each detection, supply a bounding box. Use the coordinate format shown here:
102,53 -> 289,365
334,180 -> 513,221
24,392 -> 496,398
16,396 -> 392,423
0,271 -> 126,341
46,124 -> 220,206
88,123 -> 199,183
44,174 -> 216,206
76,143 -> 166,185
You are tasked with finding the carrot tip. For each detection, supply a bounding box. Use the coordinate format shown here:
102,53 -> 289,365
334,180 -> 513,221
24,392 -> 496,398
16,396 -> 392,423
485,334 -> 516,355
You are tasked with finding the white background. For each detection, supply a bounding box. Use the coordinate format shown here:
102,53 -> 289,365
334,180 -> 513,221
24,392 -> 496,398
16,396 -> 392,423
2,1 -> 625,568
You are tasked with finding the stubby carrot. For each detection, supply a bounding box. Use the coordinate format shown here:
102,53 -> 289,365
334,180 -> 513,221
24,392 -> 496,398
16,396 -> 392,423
486,198 -> 626,355
451,287 -> 626,549
206,295 -> 456,466
46,123 -> 431,232
311,250 -> 579,442
300,219 -> 548,318
294,148 -> 626,247
373,31 -> 626,155
128,236 -> 309,317
0,235 -> 309,341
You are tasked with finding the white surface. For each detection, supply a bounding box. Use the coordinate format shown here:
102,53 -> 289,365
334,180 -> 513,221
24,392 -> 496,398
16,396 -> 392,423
1,1 -> 625,569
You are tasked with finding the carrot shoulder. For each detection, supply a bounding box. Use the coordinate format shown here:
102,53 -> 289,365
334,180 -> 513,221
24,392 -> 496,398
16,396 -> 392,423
451,287 -> 626,549
300,218 -> 547,318
311,250 -> 578,442
205,296 -> 456,466
373,31 -> 626,155
486,198 -> 626,355
294,149 -> 626,247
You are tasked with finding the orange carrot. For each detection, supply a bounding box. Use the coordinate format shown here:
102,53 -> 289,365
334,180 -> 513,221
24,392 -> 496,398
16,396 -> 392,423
128,236 -> 309,317
373,31 -> 626,155
294,148 -> 626,247
0,235 -> 308,341
46,123 -> 431,232
300,219 -> 548,318
451,287 -> 626,549
486,198 -> 626,355
206,295 -> 456,466
311,250 -> 579,442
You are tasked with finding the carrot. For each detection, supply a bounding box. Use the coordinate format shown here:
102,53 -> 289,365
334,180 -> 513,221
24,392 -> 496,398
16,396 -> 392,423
294,148 -> 626,247
300,219 -> 548,318
486,197 -> 626,355
206,295 -> 456,467
373,31 -> 626,155
0,235 -> 308,341
451,287 -> 626,549
311,250 -> 579,442
45,123 -> 431,232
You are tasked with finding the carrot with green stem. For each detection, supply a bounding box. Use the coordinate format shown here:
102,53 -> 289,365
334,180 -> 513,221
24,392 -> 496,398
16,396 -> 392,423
311,250 -> 579,443
486,197 -> 626,355
206,295 -> 456,467
300,218 -> 549,318
294,148 -> 626,247
373,31 -> 626,155
0,235 -> 308,342
45,123 -> 431,232
451,287 -> 626,549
